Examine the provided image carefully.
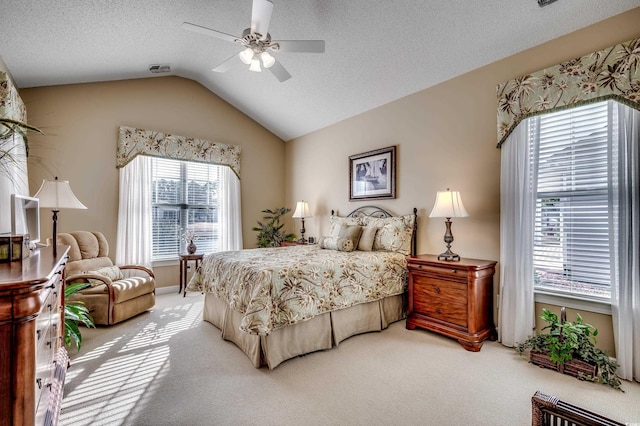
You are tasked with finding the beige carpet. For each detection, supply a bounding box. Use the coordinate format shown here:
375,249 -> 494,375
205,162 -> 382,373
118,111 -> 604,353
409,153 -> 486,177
60,291 -> 640,426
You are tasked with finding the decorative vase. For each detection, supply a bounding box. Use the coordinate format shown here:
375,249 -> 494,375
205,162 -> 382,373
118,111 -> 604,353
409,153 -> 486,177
187,240 -> 197,254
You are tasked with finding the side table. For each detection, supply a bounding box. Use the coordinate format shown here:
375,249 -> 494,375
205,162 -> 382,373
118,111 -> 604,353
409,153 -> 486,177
179,253 -> 203,297
406,254 -> 497,351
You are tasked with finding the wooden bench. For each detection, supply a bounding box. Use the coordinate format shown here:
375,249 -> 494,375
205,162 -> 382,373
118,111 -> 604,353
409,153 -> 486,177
531,391 -> 623,426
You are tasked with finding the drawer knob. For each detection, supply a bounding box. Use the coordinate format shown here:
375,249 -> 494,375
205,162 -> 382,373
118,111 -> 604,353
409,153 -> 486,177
451,269 -> 457,273
37,329 -> 42,340
436,308 -> 441,314
36,378 -> 42,389
435,287 -> 441,294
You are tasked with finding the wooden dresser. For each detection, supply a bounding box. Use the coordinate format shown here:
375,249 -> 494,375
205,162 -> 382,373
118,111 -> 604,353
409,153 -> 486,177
0,246 -> 69,426
406,254 -> 497,352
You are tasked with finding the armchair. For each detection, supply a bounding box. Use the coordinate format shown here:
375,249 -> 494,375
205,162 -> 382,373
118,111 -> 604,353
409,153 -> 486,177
58,231 -> 155,325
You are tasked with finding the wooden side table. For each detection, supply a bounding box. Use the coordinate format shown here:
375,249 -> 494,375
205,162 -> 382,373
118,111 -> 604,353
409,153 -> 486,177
406,254 -> 497,351
179,253 -> 203,297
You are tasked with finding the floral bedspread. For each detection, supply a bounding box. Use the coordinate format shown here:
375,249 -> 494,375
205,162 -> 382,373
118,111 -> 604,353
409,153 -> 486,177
186,245 -> 408,336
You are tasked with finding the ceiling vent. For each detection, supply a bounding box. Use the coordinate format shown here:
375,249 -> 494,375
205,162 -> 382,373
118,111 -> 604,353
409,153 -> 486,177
538,0 -> 558,6
149,64 -> 171,74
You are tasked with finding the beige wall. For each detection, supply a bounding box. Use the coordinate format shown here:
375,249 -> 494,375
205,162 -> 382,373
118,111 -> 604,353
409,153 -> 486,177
285,7 -> 640,354
20,76 -> 285,287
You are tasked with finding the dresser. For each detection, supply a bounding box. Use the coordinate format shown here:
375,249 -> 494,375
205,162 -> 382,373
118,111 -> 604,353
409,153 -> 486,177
406,254 -> 497,352
0,246 -> 69,426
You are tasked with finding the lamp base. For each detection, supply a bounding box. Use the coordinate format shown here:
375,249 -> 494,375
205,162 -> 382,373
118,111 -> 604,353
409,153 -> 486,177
437,249 -> 461,262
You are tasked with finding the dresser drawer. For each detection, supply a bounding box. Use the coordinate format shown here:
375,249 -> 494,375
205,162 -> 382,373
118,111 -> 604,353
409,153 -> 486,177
408,262 -> 467,280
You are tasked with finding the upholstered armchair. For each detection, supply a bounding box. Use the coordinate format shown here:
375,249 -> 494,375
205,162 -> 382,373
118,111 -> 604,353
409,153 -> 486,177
58,231 -> 155,325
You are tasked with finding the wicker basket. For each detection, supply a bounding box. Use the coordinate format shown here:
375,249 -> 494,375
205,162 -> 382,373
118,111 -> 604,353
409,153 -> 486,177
530,351 -> 597,379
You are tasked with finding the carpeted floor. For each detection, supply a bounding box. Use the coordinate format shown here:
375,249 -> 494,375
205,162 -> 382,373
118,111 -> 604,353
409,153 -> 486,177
60,291 -> 640,426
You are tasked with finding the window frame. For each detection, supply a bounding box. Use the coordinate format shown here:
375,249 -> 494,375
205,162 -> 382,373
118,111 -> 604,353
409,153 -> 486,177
530,101 -> 613,304
150,157 -> 221,262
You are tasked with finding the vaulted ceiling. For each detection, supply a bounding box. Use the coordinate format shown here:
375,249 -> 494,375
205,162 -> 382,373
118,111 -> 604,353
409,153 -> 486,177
1,1 -> 638,141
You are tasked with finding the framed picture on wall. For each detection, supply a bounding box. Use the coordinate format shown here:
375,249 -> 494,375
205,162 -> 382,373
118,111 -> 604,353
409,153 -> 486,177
349,146 -> 396,201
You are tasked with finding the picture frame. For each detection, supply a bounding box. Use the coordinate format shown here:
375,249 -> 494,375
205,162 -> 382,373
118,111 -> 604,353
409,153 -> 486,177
349,145 -> 396,201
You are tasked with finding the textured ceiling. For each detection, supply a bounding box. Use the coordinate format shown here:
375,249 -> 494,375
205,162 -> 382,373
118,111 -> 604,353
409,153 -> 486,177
1,0 -> 639,141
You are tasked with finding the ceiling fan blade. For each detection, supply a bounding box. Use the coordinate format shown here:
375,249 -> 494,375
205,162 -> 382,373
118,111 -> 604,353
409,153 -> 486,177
274,40 -> 325,53
182,22 -> 239,44
212,54 -> 240,73
268,59 -> 292,82
251,0 -> 274,40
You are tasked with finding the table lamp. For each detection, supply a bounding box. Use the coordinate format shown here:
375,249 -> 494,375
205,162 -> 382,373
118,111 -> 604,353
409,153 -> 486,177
429,188 -> 468,261
34,177 -> 87,257
292,200 -> 312,243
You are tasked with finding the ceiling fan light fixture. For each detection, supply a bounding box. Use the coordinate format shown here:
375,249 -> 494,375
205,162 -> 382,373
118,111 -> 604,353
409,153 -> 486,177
239,47 -> 255,65
249,58 -> 262,72
261,51 -> 275,68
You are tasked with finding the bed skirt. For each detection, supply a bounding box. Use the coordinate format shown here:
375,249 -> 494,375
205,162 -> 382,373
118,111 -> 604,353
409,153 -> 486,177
203,293 -> 406,369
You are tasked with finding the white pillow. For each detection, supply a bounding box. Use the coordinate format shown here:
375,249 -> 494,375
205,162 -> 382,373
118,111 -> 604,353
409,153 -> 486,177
85,265 -> 124,286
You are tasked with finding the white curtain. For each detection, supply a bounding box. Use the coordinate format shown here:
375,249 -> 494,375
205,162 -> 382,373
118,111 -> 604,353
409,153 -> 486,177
219,166 -> 243,251
498,120 -> 539,347
609,101 -> 640,382
116,155 -> 153,268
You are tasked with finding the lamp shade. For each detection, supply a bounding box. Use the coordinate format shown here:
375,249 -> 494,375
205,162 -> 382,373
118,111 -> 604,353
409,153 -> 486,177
292,201 -> 312,218
429,189 -> 468,218
33,177 -> 87,210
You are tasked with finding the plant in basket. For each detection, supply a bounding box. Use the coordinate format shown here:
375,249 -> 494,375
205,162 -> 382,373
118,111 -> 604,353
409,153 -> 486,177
516,307 -> 623,391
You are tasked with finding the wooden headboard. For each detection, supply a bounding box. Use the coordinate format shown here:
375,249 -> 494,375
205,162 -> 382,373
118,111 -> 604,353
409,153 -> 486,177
331,206 -> 418,256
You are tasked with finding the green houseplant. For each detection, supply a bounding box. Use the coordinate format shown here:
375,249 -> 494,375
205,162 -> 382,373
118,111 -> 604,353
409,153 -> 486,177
1,117 -> 43,180
516,307 -> 622,391
252,207 -> 296,247
64,282 -> 95,350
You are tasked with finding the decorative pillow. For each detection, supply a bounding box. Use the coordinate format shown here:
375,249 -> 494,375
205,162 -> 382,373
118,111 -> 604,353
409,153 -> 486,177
317,236 -> 358,252
335,224 -> 363,245
357,226 -> 378,251
362,214 -> 415,255
329,215 -> 363,237
85,265 -> 124,286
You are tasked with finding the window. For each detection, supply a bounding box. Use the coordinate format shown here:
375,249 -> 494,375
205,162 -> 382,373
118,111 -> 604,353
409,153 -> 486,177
151,158 -> 221,260
532,101 -> 612,300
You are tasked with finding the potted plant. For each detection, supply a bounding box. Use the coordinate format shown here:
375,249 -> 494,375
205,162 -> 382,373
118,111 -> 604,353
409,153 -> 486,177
516,307 -> 623,391
64,282 -> 95,350
252,207 -> 296,247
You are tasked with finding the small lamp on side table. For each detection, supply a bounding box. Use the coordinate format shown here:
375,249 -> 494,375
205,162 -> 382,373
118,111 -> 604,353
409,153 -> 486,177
292,200 -> 312,243
429,188 -> 468,261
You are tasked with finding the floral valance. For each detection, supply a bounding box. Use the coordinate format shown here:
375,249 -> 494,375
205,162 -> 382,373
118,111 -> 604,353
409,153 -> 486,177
117,126 -> 241,177
0,71 -> 27,122
497,37 -> 640,148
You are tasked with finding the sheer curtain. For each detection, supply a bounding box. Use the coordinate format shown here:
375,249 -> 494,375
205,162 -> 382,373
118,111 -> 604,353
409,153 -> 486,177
219,166 -> 243,251
498,120 -> 539,347
116,155 -> 153,268
610,101 -> 640,382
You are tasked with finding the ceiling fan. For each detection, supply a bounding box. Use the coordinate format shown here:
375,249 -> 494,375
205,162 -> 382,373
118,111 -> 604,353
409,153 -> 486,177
182,0 -> 325,82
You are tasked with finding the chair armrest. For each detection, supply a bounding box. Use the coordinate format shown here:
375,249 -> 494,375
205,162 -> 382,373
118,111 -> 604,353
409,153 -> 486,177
119,265 -> 155,278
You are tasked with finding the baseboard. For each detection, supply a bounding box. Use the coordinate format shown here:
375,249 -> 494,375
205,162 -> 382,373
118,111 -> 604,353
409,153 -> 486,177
156,285 -> 180,295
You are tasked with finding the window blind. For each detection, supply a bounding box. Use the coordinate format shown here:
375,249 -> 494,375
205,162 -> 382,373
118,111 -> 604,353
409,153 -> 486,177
151,158 -> 221,260
532,101 -> 611,300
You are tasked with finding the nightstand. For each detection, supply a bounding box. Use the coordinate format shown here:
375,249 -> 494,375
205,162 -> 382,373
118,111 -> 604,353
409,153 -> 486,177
279,241 -> 308,247
406,254 -> 497,352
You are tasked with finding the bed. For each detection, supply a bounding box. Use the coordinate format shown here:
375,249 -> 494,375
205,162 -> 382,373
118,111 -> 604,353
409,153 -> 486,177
186,206 -> 417,369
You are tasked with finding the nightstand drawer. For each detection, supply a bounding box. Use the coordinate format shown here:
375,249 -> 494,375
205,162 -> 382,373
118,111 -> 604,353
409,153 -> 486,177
412,275 -> 467,303
408,262 -> 466,279
414,298 -> 467,327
